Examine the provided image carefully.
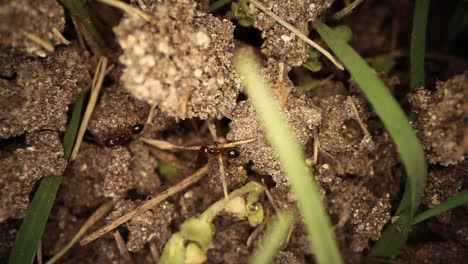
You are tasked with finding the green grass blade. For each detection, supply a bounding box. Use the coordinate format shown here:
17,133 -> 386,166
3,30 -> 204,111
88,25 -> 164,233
249,211 -> 293,264
59,0 -> 106,48
208,0 -> 232,13
412,190 -> 468,225
313,21 -> 427,256
8,91 -> 87,264
410,0 -> 430,91
234,48 -> 343,264
63,91 -> 87,160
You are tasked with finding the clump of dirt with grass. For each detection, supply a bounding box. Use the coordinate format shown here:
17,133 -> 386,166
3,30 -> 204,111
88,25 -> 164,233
0,0 -> 467,263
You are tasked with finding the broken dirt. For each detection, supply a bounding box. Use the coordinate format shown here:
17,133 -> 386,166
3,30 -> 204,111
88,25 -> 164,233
0,0 -> 466,263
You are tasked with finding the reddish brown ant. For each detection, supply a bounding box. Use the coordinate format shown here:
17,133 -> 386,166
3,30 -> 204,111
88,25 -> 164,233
104,124 -> 144,147
199,146 -> 240,159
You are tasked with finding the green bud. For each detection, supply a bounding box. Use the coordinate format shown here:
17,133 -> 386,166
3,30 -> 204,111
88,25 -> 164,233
180,218 -> 213,251
160,233 -> 185,264
247,202 -> 264,226
184,243 -> 207,264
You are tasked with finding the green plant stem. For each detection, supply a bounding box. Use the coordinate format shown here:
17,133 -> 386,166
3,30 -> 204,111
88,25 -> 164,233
249,211 -> 293,264
410,0 -> 430,91
234,48 -> 343,264
412,190 -> 468,225
199,181 -> 264,222
208,0 -> 232,13
8,92 -> 86,264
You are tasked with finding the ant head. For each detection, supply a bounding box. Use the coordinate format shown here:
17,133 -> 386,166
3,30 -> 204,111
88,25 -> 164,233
227,149 -> 240,159
131,124 -> 144,134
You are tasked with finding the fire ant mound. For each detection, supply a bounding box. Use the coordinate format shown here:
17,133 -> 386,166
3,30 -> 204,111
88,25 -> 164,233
0,0 -> 466,263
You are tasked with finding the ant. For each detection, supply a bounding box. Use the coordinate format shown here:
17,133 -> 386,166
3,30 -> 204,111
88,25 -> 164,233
104,124 -> 144,147
199,146 -> 240,159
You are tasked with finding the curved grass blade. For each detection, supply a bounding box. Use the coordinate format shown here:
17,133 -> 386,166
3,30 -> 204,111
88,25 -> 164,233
412,190 -> 468,225
313,21 -> 427,256
8,91 -> 86,264
249,211 -> 293,264
410,0 -> 430,91
208,0 -> 232,13
234,48 -> 343,264
59,0 -> 106,48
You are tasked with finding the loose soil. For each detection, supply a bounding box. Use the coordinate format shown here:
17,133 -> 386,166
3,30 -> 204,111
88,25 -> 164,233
0,0 -> 466,263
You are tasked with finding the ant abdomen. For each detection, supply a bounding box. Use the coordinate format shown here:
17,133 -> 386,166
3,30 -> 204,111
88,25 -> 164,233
103,124 -> 144,148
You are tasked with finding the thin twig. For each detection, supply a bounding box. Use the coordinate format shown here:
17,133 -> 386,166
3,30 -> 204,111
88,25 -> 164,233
349,97 -> 371,137
47,202 -> 113,264
37,241 -> 43,264
52,27 -> 70,45
218,155 -> 229,200
149,242 -> 160,264
19,29 -> 54,52
80,165 -> 209,246
312,127 -> 319,165
114,231 -> 134,263
97,0 -> 151,22
208,122 -> 229,200
70,57 -> 108,160
249,0 -> 344,70
141,138 -> 255,151
333,0 -> 365,20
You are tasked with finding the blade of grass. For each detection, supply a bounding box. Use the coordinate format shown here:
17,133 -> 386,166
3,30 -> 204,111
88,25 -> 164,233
208,0 -> 232,13
249,211 -> 293,264
313,21 -> 427,256
234,48 -> 343,264
410,0 -> 430,91
8,91 -> 87,264
59,0 -> 106,48
412,190 -> 468,225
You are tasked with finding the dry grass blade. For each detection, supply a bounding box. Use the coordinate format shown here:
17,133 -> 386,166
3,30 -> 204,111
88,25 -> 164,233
70,56 -> 108,160
19,29 -> 54,52
97,0 -> 151,22
52,27 -> 70,45
141,138 -> 255,150
80,165 -> 209,246
249,0 -> 344,70
114,231 -> 134,263
333,0 -> 365,20
47,202 -> 113,264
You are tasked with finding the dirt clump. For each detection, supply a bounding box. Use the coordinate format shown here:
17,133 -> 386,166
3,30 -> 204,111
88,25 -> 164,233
88,81 -> 150,143
249,0 -> 334,67
107,199 -> 176,252
0,46 -> 90,139
227,90 -> 321,189
207,220 -> 252,263
115,0 -> 240,119
60,143 -> 132,213
315,94 -> 397,178
329,182 -> 391,252
0,0 -> 65,56
409,71 -> 468,166
422,164 -> 466,223
0,131 -> 67,220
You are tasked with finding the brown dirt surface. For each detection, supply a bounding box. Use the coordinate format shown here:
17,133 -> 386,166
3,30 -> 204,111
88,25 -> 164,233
0,131 -> 67,219
0,0 -> 65,56
0,46 -> 90,139
1,0 -> 467,263
88,80 -> 150,143
107,199 -> 177,252
227,89 -> 321,189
